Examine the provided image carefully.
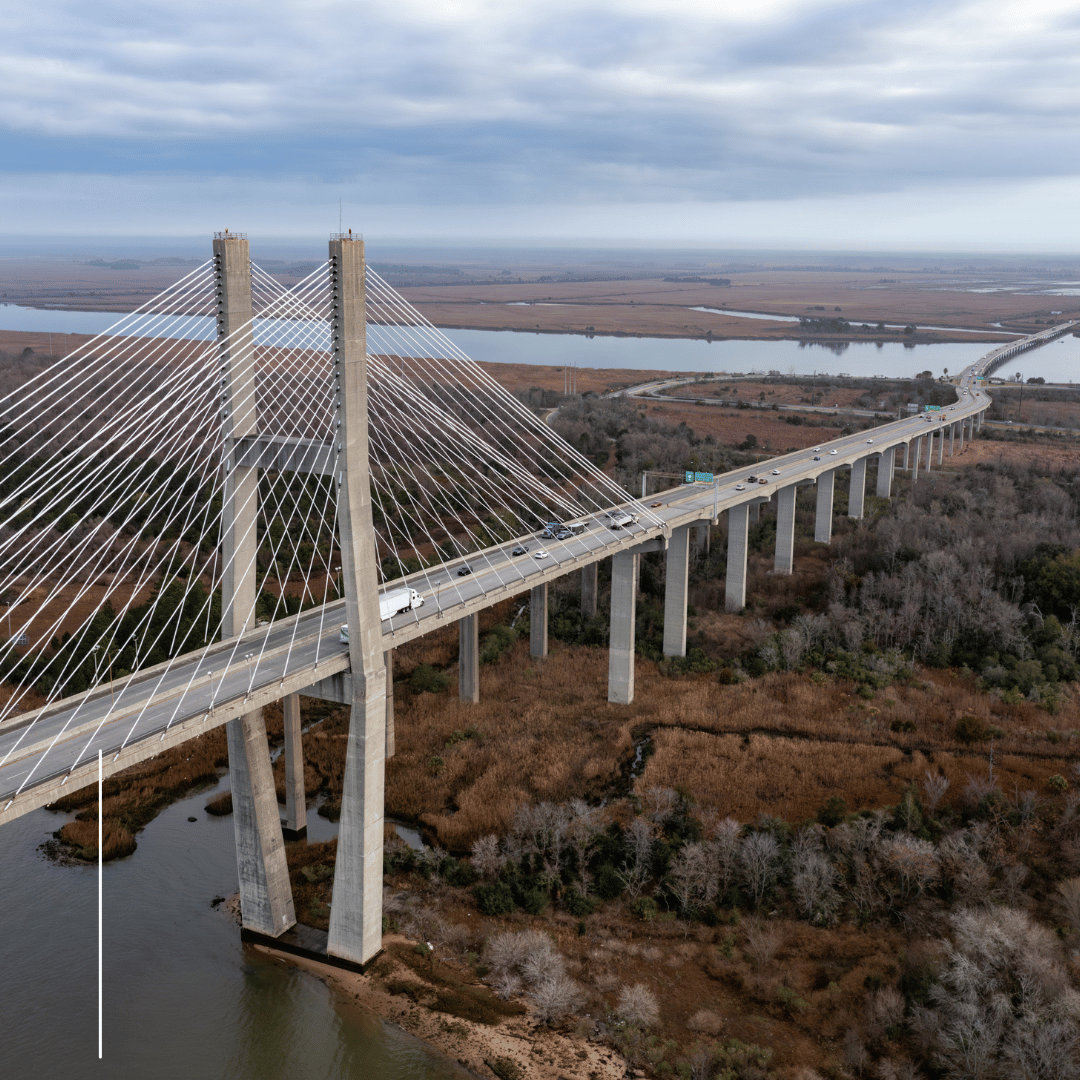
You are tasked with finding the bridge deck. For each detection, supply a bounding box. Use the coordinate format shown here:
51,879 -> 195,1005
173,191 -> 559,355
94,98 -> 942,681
2,324 -> 1070,824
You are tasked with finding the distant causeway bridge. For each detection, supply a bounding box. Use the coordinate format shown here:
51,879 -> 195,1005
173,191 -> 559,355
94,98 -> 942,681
0,232 -> 1070,966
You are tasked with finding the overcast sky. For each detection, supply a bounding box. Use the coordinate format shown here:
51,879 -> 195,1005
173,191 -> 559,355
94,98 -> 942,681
3,0 -> 1079,249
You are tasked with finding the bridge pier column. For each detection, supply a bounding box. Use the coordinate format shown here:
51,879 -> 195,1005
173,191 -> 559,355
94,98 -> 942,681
608,550 -> 638,703
282,694 -> 307,841
897,443 -> 907,469
925,432 -> 933,471
748,500 -> 760,523
949,422 -> 955,456
228,710 -> 297,936
580,563 -> 598,618
326,236 -> 387,968
774,483 -> 797,575
530,583 -> 548,658
977,412 -> 983,432
216,232 -> 296,940
937,429 -> 944,465
849,458 -> 867,519
385,651 -> 395,758
662,524 -> 691,657
725,503 -> 749,612
876,446 -> 895,498
459,614 -> 479,702
958,419 -> 965,452
696,524 -> 710,555
910,438 -> 921,481
814,469 -> 835,543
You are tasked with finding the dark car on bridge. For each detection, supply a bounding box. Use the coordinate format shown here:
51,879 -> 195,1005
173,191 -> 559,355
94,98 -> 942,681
457,566 -> 473,576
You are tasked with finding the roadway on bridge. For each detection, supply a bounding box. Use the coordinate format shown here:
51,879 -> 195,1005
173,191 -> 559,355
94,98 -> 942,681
1,322 -> 1071,819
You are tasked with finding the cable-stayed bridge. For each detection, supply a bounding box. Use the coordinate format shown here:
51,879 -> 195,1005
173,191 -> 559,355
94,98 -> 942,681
0,232 -> 1068,966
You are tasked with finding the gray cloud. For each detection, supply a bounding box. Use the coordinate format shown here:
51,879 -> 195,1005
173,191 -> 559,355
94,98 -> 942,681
3,0 -> 1080,239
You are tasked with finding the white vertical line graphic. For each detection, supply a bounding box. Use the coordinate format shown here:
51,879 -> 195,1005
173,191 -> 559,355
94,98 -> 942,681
98,748 -> 102,1060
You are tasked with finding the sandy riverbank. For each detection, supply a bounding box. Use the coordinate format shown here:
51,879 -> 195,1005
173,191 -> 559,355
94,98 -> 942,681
248,934 -> 630,1080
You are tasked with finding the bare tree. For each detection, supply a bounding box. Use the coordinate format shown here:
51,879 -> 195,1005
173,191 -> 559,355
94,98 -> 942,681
667,842 -> 706,917
616,817 -> 655,901
470,834 -> 504,880
744,920 -> 781,969
702,816 -> 741,904
793,847 -> 840,924
740,830 -> 780,908
1055,877 -> 1080,934
923,769 -> 950,813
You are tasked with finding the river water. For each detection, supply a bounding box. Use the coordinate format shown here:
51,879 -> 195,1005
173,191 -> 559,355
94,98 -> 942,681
2,302 -> 1077,383
0,785 -> 468,1080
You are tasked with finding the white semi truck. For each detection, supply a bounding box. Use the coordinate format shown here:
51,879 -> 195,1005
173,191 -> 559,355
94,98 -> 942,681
339,586 -> 425,641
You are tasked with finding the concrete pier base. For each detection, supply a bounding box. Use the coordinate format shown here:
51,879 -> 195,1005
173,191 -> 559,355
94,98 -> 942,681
814,469 -> 835,544
876,446 -> 895,498
530,583 -> 548,658
849,458 -> 867,519
282,694 -> 306,841
228,710 -> 297,937
774,484 -> 797,575
608,550 -> 638,703
662,524 -> 691,657
580,562 -> 598,618
459,614 -> 479,702
725,503 -> 749,612
326,675 -> 387,966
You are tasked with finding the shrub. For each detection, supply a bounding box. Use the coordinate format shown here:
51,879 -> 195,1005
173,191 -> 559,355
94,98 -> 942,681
410,663 -> 449,694
955,715 -> 989,744
817,796 -> 848,827
563,887 -> 596,917
1047,774 -> 1070,794
473,881 -> 515,916
631,896 -> 658,921
616,983 -> 661,1028
594,864 -> 624,900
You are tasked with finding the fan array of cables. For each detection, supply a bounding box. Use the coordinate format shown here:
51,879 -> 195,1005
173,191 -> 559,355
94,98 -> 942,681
0,255 -> 654,797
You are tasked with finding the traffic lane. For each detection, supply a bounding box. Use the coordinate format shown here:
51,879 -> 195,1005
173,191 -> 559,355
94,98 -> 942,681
0,634 -> 341,800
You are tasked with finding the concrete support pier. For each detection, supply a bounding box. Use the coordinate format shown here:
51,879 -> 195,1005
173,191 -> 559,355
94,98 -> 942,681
949,423 -> 956,456
228,709 -> 297,935
958,420 -> 965,452
326,235 -> 388,968
696,524 -> 710,555
662,524 -> 691,657
849,458 -> 867,519
911,438 -> 921,481
580,563 -> 598,618
725,503 -> 749,612
216,232 -> 295,939
384,650 -> 395,759
925,433 -> 934,471
937,430 -> 944,465
876,446 -> 895,498
282,693 -> 306,841
459,614 -> 479,703
748,501 -> 760,523
608,549 -> 638,704
774,484 -> 797,575
814,470 -> 835,544
530,583 -> 549,658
